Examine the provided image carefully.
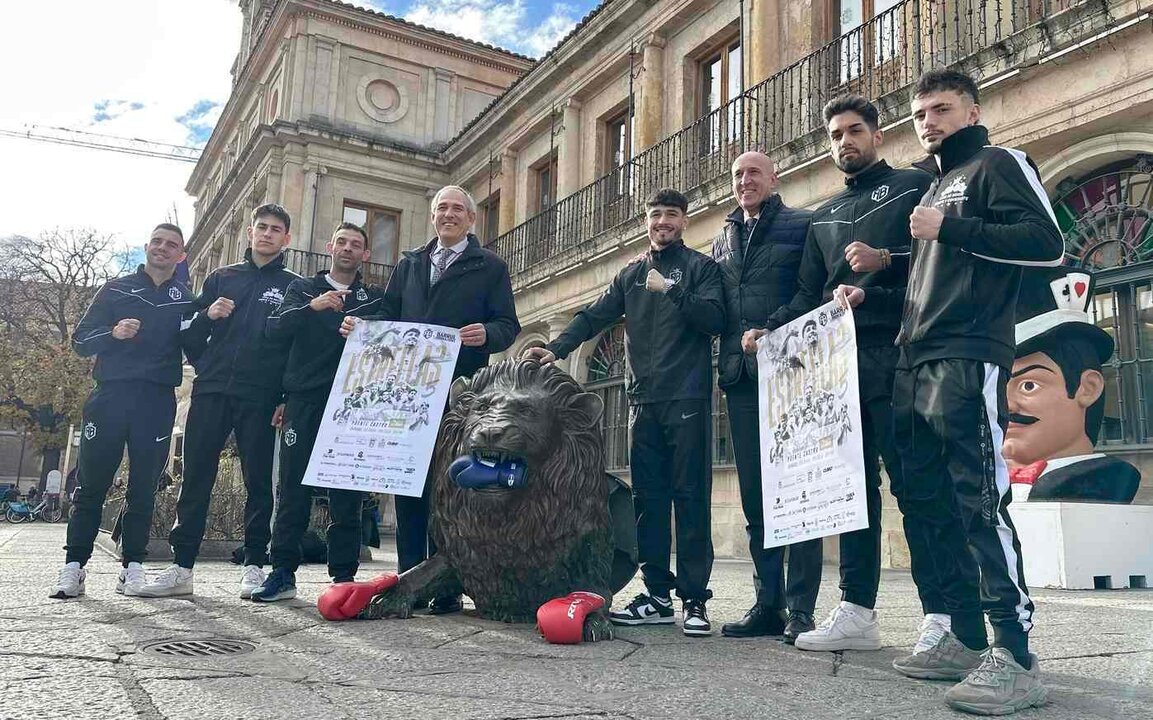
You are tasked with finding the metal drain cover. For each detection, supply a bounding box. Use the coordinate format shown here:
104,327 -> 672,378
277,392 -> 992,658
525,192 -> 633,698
142,639 -> 256,658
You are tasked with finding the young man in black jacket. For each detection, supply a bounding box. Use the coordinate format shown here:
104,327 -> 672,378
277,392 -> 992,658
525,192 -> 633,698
744,95 -> 937,653
524,188 -> 724,636
890,71 -> 1061,716
340,185 -> 520,614
140,204 -> 299,599
51,224 -> 195,599
711,151 -> 823,643
249,222 -> 385,602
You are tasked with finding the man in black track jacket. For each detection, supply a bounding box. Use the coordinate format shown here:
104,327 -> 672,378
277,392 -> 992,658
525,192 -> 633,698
889,71 -> 1062,717
51,224 -> 195,600
743,95 -> 936,654
341,185 -> 520,615
141,204 -> 299,600
249,222 -> 385,603
524,188 -> 724,637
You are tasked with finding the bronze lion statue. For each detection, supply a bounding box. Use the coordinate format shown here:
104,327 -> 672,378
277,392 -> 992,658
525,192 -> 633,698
336,359 -> 633,639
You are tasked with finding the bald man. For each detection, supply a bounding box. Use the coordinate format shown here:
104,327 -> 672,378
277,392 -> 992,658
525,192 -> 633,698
711,151 -> 822,642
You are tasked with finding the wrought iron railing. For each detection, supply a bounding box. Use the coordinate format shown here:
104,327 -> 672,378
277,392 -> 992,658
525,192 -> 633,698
283,248 -> 395,288
488,0 -> 1118,283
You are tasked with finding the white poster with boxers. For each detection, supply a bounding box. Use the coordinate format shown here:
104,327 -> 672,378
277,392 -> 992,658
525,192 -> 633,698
302,320 -> 461,497
757,299 -> 868,548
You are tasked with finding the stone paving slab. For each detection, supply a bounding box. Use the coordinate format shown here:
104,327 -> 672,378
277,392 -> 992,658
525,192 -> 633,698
2,523 -> 1151,720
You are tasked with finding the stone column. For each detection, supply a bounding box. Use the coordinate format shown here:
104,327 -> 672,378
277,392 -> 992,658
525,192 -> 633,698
634,34 -> 666,153
547,313 -> 575,375
498,152 -> 518,235
748,0 -> 782,86
556,99 -> 582,200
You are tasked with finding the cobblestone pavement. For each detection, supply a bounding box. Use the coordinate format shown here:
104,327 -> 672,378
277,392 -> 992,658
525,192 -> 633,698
1,522 -> 1150,719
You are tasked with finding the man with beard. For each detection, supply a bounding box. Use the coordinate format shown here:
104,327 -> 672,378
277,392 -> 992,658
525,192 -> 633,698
524,188 -> 724,637
742,95 -> 936,653
249,222 -> 385,602
890,70 -> 1062,715
713,151 -> 822,643
51,224 -> 195,599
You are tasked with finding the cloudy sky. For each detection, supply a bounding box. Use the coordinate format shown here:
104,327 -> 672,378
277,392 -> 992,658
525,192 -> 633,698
0,0 -> 594,247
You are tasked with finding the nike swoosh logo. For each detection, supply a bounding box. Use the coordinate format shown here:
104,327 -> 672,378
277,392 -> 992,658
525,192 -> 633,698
830,203 -> 849,214
130,288 -> 146,293
681,412 -> 698,420
155,436 -> 170,442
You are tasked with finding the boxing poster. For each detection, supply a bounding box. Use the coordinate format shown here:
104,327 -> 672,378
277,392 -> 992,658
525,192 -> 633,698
303,320 -> 461,497
757,300 -> 867,548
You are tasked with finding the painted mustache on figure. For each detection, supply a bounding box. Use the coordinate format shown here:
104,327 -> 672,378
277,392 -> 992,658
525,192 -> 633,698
1009,413 -> 1039,425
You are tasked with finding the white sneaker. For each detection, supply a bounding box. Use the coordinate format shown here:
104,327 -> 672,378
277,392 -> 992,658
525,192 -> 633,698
49,562 -> 86,599
116,563 -> 147,596
795,601 -> 882,651
137,564 -> 194,598
239,565 -> 266,599
914,612 -> 952,655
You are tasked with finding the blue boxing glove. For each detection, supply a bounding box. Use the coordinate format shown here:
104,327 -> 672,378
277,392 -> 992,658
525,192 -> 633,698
449,454 -> 527,489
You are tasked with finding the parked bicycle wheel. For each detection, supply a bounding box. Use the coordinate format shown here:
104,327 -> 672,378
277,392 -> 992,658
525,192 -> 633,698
42,506 -> 64,523
5,507 -> 27,523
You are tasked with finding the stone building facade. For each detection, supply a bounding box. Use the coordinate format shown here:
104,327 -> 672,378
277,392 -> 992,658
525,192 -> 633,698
186,0 -> 1153,565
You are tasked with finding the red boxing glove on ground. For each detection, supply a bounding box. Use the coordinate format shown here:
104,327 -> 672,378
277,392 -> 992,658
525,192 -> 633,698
536,591 -> 606,644
317,572 -> 399,621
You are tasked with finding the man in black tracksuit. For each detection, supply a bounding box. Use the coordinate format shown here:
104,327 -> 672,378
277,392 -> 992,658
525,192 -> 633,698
249,222 -> 386,602
140,204 -> 299,599
342,185 -> 520,614
525,188 -> 724,637
747,96 -> 935,652
51,224 -> 195,600
712,151 -> 822,642
890,71 -> 1061,716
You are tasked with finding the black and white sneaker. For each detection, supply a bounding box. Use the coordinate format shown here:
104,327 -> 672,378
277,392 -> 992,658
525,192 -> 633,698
682,599 -> 712,637
609,592 -> 675,626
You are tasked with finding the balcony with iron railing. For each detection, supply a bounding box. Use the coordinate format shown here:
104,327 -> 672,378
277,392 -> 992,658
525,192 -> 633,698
486,0 -> 1132,287
283,248 -> 395,287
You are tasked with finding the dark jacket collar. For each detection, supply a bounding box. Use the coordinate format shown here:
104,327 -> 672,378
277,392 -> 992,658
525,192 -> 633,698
649,238 -> 686,260
134,264 -> 179,289
312,270 -> 363,289
407,233 -> 482,261
726,194 -> 784,225
844,159 -> 892,187
244,247 -> 288,271
936,125 -> 989,175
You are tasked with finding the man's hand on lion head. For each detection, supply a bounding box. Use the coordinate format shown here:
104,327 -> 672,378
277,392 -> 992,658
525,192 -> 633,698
521,346 -> 557,365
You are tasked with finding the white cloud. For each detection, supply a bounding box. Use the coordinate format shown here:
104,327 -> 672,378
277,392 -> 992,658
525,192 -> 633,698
403,0 -> 581,58
0,0 -> 240,244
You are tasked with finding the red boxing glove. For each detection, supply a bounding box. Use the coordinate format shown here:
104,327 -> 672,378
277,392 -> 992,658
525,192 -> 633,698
536,591 -> 606,644
317,572 -> 398,621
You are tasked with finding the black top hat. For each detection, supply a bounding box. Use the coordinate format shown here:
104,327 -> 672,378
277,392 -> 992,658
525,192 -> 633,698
1015,267 -> 1114,363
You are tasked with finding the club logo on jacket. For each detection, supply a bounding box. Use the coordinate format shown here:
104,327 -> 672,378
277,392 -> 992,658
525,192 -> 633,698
871,185 -> 890,202
83,422 -> 97,441
259,287 -> 285,306
168,287 -> 183,301
356,288 -> 368,302
667,268 -> 684,285
935,176 -> 969,207
284,428 -> 297,447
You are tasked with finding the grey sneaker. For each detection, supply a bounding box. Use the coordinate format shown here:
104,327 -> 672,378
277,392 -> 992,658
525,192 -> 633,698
892,631 -> 983,680
944,647 -> 1047,715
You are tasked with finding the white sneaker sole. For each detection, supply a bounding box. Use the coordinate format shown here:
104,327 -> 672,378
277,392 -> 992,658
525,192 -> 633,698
945,685 -> 1049,715
49,587 -> 84,600
116,583 -> 145,597
683,626 -> 713,637
250,587 -> 297,603
609,615 -> 675,626
795,634 -> 882,651
240,587 -> 260,600
136,584 -> 193,598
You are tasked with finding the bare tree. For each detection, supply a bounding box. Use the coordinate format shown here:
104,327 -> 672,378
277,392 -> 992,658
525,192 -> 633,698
0,228 -> 135,485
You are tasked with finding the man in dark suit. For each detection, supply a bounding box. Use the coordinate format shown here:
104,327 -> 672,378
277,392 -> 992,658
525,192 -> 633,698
711,151 -> 822,642
1005,267 -> 1140,504
341,185 -> 521,613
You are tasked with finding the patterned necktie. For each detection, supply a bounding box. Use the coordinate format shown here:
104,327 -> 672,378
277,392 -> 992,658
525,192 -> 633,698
743,217 -> 758,250
431,247 -> 451,285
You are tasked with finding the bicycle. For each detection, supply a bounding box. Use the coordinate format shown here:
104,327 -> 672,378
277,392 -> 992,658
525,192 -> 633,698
5,497 -> 64,523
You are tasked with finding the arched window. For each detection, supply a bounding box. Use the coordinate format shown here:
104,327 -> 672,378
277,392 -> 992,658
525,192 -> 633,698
586,323 -> 629,470
1056,156 -> 1153,445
